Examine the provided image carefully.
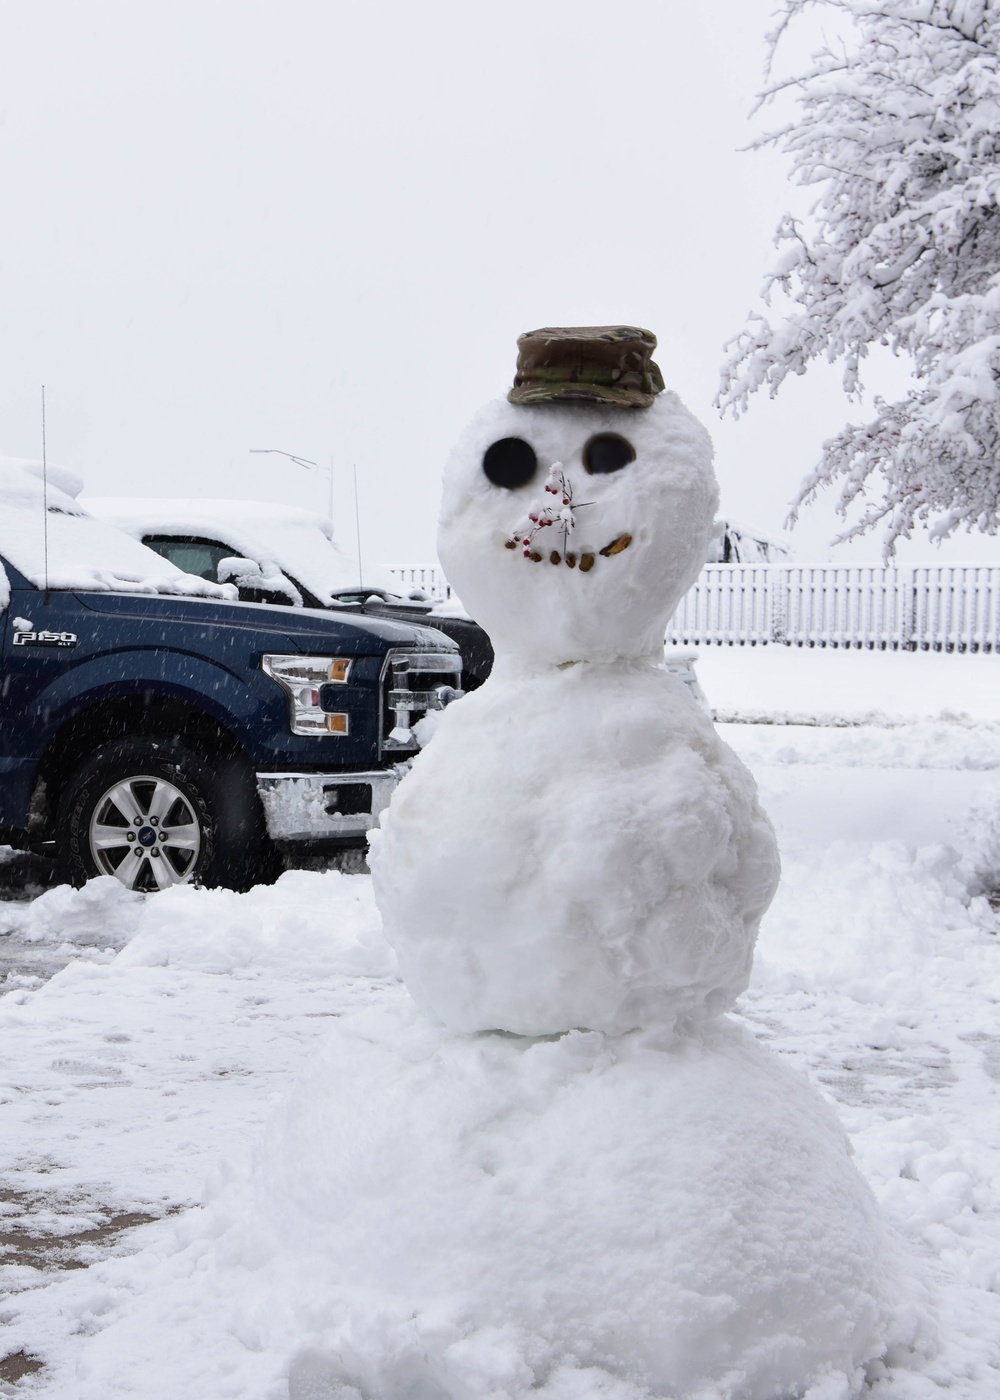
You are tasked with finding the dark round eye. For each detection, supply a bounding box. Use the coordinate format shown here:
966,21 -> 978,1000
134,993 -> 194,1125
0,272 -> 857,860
583,434 -> 636,475
482,437 -> 538,489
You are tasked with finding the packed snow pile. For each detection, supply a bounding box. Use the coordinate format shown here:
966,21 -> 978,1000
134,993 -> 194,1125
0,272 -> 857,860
6,868 -> 395,979
10,875 -> 144,949
115,870 -> 395,980
0,459 -> 232,599
241,1005 -> 915,1400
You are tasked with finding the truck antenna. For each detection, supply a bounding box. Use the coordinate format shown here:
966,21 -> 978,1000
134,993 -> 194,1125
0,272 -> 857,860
41,384 -> 50,600
353,464 -> 365,602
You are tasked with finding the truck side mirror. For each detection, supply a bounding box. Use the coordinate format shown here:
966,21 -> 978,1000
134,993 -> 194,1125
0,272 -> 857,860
217,557 -> 300,607
218,556 -> 266,588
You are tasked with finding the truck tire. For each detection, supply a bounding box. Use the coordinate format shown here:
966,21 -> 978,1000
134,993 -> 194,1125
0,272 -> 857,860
56,737 -> 281,893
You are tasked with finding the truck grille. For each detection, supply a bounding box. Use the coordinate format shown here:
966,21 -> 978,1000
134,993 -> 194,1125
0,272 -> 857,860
381,647 -> 464,754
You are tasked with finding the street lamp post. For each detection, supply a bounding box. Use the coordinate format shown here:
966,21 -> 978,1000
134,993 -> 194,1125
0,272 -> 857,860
249,448 -> 335,521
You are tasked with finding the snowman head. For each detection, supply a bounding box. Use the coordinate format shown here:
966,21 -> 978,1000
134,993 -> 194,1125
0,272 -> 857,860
439,327 -> 719,667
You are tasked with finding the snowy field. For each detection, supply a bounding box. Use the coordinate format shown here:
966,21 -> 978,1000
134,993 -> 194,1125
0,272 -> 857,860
0,647 -> 998,1397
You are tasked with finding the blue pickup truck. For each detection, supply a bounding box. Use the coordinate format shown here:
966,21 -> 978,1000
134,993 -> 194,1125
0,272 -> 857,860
0,464 -> 462,891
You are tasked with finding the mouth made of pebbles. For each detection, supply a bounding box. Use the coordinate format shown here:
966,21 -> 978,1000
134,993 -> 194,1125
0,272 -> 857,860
504,532 -> 633,572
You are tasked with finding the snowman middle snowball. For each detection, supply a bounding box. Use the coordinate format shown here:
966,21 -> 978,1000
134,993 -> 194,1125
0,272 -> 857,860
370,373 -> 780,1037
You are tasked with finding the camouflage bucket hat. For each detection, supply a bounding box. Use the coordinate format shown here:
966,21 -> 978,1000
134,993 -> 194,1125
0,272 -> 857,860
508,325 -> 665,409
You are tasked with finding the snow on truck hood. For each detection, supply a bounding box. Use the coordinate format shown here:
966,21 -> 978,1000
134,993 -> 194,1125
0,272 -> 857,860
0,461 -> 232,602
86,496 -> 401,603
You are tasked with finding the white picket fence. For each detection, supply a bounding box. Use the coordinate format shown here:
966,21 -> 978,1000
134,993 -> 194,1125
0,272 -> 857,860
393,563 -> 1000,653
392,566 -> 451,598
667,563 -> 1000,652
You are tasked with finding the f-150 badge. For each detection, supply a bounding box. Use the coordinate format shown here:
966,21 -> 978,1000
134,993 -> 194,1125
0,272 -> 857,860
12,629 -> 79,648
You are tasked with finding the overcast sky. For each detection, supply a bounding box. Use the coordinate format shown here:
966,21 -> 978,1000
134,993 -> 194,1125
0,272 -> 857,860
2,0 -> 994,569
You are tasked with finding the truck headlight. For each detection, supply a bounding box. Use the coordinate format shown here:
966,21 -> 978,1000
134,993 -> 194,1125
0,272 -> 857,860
262,655 -> 352,736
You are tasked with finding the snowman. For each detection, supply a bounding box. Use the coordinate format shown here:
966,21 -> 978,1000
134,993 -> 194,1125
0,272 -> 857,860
371,325 -> 781,1037
266,330 -> 921,1400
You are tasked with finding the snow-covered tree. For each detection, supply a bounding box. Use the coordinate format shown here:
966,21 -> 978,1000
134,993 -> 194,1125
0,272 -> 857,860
718,0 -> 1000,553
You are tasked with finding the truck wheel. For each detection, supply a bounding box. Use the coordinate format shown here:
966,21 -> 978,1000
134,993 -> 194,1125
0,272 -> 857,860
56,738 -> 280,893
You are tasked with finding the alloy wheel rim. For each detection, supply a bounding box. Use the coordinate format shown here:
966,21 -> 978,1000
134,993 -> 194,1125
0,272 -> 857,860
89,774 -> 202,890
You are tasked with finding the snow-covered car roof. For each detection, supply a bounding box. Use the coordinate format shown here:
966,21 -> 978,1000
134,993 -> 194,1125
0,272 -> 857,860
0,460 -> 232,605
86,497 -> 402,605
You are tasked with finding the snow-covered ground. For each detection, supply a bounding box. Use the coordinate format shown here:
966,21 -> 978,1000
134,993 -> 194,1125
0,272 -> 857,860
697,644 -> 999,725
0,649 -> 998,1397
